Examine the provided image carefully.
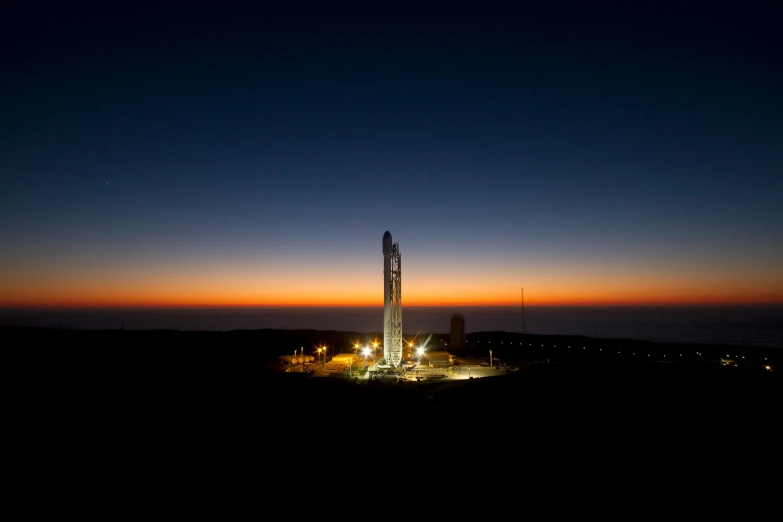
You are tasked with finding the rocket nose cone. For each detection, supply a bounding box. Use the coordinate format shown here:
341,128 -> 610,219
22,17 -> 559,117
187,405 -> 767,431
383,231 -> 392,254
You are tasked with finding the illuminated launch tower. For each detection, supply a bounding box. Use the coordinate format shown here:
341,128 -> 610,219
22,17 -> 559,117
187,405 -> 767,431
382,231 -> 402,367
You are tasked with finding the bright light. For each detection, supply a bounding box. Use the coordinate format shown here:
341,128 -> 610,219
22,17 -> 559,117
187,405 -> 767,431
417,347 -> 424,356
363,348 -> 370,356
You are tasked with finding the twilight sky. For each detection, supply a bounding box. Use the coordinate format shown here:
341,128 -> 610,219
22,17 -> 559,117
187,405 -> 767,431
1,3 -> 781,307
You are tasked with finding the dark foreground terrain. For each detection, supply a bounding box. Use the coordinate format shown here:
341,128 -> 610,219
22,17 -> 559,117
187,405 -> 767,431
8,325 -> 780,485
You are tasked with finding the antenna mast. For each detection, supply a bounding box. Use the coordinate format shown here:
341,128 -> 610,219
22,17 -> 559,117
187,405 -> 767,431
521,287 -> 526,334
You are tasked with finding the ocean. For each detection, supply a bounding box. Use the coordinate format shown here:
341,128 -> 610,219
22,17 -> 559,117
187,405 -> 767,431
1,305 -> 781,348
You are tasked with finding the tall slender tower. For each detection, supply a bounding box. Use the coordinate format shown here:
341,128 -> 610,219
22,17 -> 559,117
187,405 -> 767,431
521,286 -> 526,334
382,231 -> 403,367
450,313 -> 465,351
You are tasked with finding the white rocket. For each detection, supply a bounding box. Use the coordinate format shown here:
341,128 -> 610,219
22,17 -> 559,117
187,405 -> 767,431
382,230 -> 403,366
383,230 -> 393,362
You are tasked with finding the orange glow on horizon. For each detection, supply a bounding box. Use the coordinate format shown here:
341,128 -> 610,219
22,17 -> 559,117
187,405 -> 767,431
2,294 -> 781,308
2,267 -> 780,308
2,243 -> 781,309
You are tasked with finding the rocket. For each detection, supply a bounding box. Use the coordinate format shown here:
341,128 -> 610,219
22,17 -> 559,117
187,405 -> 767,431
383,230 -> 393,361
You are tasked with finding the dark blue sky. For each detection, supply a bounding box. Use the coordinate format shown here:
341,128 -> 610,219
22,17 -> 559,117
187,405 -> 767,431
2,3 -> 781,306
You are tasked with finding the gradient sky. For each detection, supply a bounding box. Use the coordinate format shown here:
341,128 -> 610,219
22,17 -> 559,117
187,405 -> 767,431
1,3 -> 781,307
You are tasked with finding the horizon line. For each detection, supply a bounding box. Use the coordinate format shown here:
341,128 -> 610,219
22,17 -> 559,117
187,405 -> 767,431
2,302 -> 781,309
